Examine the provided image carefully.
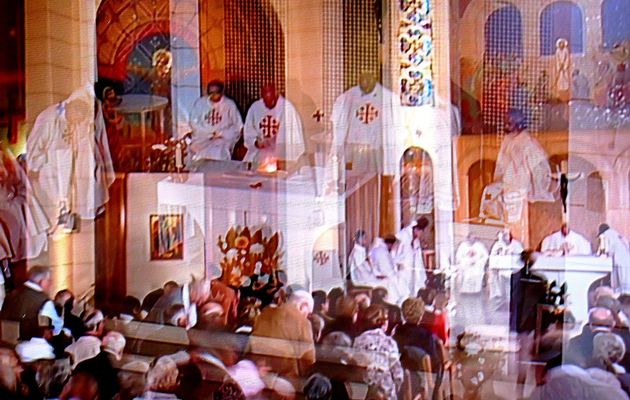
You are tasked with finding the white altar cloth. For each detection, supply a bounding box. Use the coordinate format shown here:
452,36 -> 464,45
490,255 -> 612,325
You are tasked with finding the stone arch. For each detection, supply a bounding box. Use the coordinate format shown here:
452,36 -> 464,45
467,159 -> 496,219
400,147 -> 435,250
540,1 -> 584,55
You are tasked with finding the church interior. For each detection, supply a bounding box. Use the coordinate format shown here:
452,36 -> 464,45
0,0 -> 630,398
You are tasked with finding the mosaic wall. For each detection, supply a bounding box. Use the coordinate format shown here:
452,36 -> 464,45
224,0 -> 286,114
399,0 -> 434,106
342,0 -> 381,90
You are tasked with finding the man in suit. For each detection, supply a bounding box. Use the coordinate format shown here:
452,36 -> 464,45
565,307 -> 617,368
0,266 -> 63,340
248,290 -> 315,379
146,276 -> 211,329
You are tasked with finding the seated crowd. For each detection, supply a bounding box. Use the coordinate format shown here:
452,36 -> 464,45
0,265 -> 453,400
2,265 -> 630,399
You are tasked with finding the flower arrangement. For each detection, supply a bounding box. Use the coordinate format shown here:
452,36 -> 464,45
217,226 -> 282,287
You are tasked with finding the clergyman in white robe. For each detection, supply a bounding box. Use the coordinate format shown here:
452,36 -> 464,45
189,95 -> 243,161
489,231 -> 524,301
26,85 -> 115,223
349,241 -> 377,286
394,222 -> 426,295
455,237 -> 489,294
331,82 -> 404,176
541,226 -> 592,256
598,224 -> 630,292
369,238 -> 410,304
243,96 -> 304,167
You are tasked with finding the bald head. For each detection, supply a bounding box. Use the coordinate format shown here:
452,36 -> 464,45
589,307 -> 616,330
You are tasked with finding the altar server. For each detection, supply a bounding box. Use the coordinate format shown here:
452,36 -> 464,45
349,230 -> 377,286
598,224 -> 630,292
394,217 -> 429,294
369,235 -> 409,304
189,80 -> 243,161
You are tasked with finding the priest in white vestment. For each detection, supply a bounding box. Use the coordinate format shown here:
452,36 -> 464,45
541,224 -> 592,256
489,230 -> 524,302
369,236 -> 410,304
598,224 -> 630,292
189,81 -> 243,161
26,85 -> 115,224
349,230 -> 377,286
331,72 -> 404,176
394,217 -> 429,295
243,84 -> 304,170
455,234 -> 489,294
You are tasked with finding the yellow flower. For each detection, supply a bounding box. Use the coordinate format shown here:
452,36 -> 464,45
235,236 -> 250,249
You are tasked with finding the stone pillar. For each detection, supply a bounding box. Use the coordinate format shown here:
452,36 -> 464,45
25,0 -> 97,296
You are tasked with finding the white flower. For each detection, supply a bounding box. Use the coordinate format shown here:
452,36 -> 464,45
250,244 -> 264,255
254,261 -> 262,275
226,248 -> 238,262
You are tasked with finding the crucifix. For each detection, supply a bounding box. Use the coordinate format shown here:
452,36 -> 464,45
312,109 -> 325,122
550,160 -> 583,214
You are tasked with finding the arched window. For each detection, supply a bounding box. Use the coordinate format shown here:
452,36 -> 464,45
587,171 -> 605,213
485,5 -> 523,57
400,147 -> 435,255
602,0 -> 630,49
540,1 -> 584,55
468,159 -> 496,219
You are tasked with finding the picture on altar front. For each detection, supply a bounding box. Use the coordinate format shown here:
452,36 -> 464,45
150,214 -> 184,260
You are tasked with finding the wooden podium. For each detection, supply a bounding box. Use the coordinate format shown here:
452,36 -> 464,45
489,255 -> 612,325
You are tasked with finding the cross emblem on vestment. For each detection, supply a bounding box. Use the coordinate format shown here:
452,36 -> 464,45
259,115 -> 280,139
355,103 -> 379,124
312,109 -> 325,122
205,108 -> 222,125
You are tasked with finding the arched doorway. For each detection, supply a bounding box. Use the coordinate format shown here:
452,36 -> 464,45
400,147 -> 435,266
467,159 -> 496,220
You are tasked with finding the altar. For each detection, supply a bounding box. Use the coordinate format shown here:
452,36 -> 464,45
489,255 -> 613,326
124,167 -> 350,298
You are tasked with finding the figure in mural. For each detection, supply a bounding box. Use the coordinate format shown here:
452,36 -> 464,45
331,72 -> 404,175
128,49 -> 173,99
487,109 -> 554,222
127,48 -> 173,135
554,38 -> 571,100
189,80 -> 243,162
571,69 -> 591,100
26,85 -> 115,226
609,63 -> 628,110
243,83 -> 304,171
593,59 -> 614,107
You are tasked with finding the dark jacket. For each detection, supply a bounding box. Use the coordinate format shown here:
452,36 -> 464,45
0,284 -> 49,340
509,267 -> 547,333
394,323 -> 444,373
74,351 -> 119,400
